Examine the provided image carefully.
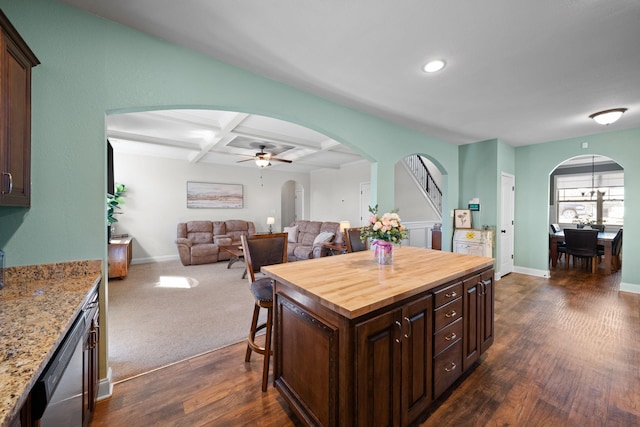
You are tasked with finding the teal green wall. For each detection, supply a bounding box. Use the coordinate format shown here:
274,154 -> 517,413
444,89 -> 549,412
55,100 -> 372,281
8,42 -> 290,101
459,139 -> 498,231
0,0 -> 459,267
514,128 -> 640,289
497,140 -> 516,177
1,0 -> 638,290
458,139 -> 515,268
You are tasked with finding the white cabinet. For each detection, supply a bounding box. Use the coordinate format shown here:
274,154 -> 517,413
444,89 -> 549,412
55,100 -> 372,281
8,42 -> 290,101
453,229 -> 493,258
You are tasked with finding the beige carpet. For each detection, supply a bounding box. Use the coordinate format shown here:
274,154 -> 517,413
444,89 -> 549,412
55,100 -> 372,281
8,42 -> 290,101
107,259 -> 264,382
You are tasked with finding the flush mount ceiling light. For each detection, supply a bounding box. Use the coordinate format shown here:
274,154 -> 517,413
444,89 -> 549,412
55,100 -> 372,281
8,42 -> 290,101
589,108 -> 628,125
422,59 -> 446,73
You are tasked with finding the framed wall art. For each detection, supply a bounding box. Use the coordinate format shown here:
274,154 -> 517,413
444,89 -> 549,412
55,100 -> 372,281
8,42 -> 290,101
454,209 -> 472,229
187,182 -> 243,209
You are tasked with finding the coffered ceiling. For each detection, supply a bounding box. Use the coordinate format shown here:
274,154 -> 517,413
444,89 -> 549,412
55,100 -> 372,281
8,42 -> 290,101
63,0 -> 640,172
107,110 -> 365,173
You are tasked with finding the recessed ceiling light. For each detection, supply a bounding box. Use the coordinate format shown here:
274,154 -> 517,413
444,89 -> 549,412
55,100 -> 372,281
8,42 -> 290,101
589,108 -> 628,125
423,59 -> 446,73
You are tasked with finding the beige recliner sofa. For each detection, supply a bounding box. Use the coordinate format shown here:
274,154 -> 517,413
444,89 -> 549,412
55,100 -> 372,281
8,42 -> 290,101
176,220 -> 256,266
284,220 -> 342,261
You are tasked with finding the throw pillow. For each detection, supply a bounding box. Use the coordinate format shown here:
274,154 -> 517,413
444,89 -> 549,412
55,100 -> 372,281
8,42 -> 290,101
313,231 -> 335,245
284,226 -> 299,243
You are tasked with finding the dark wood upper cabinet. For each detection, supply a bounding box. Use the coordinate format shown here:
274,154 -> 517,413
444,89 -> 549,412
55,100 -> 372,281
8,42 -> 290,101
0,10 -> 40,207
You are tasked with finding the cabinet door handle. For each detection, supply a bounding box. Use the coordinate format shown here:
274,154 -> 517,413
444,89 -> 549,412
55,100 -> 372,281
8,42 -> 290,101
444,332 -> 457,341
483,279 -> 492,295
445,291 -> 457,298
444,362 -> 457,372
445,310 -> 457,318
395,320 -> 402,343
1,172 -> 12,195
403,316 -> 412,339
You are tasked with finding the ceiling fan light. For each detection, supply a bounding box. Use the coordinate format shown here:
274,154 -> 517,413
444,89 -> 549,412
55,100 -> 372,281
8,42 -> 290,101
255,158 -> 270,168
589,108 -> 627,125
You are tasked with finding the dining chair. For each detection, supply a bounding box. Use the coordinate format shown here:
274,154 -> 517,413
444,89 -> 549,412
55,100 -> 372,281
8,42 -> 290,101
563,228 -> 599,273
241,232 -> 288,392
598,228 -> 623,272
344,227 -> 368,253
549,224 -> 567,263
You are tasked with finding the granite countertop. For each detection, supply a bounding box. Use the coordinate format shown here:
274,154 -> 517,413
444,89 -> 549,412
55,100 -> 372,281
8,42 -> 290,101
0,260 -> 102,427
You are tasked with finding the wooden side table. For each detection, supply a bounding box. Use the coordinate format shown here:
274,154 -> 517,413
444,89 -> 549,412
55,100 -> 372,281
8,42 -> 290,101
321,241 -> 347,255
108,236 -> 133,279
219,245 -> 247,279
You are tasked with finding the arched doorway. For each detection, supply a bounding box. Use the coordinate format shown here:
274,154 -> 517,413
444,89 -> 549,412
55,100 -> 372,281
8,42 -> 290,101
394,154 -> 445,248
281,180 -> 303,227
549,154 -> 624,274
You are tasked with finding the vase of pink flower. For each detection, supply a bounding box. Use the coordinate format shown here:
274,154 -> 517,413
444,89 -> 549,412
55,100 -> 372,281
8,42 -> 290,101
360,205 -> 408,265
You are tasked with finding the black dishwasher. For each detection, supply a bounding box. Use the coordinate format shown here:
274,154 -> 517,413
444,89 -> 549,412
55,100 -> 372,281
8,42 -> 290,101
31,293 -> 97,426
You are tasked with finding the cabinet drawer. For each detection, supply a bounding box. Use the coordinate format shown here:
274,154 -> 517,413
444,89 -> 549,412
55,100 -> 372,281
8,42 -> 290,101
434,317 -> 463,356
433,282 -> 463,308
434,297 -> 462,331
433,340 -> 462,398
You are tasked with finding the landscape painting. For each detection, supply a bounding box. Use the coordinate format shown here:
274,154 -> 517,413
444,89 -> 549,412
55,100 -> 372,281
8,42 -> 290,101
187,182 -> 243,208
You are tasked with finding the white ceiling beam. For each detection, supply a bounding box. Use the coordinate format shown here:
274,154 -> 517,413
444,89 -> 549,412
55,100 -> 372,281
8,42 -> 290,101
219,112 -> 250,134
107,129 -> 199,149
146,110 -> 223,130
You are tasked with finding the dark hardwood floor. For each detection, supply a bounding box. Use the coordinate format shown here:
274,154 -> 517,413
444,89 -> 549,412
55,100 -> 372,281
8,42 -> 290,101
91,263 -> 640,426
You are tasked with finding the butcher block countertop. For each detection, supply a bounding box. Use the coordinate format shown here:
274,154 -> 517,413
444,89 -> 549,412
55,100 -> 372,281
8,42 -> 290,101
263,246 -> 494,319
0,260 -> 102,427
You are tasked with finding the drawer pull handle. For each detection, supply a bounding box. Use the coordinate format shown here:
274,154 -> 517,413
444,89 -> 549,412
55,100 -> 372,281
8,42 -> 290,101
445,332 -> 457,341
444,362 -> 457,373
445,310 -> 457,318
395,320 -> 402,343
445,291 -> 457,298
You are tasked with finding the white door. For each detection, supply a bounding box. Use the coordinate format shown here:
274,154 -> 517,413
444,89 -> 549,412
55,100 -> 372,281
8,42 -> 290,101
499,173 -> 515,277
360,182 -> 371,226
295,189 -> 303,221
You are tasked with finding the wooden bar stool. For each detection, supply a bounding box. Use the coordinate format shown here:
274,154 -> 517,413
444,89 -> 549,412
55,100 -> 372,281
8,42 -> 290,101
241,233 -> 288,392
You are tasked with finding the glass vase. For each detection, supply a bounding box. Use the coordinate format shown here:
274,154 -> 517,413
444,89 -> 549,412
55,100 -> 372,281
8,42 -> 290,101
374,240 -> 393,265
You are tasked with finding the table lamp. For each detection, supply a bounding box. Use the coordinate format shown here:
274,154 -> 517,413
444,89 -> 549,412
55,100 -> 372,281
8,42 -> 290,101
267,217 -> 275,233
339,220 -> 351,244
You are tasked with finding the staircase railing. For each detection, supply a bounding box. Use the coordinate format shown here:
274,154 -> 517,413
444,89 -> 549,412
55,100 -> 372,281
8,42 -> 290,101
404,155 -> 442,215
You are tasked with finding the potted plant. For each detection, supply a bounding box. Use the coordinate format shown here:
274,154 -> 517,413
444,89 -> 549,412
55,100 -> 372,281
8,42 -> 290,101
107,183 -> 127,241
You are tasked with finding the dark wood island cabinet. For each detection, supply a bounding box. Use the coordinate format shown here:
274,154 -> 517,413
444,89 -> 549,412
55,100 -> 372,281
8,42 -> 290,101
263,246 -> 495,427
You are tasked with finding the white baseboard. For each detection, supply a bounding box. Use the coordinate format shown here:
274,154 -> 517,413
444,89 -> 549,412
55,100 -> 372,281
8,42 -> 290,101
97,367 -> 113,401
620,281 -> 640,295
131,254 -> 179,265
513,266 -> 550,278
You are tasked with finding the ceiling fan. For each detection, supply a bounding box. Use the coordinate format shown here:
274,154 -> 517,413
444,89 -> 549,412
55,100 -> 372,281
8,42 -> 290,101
236,144 -> 292,168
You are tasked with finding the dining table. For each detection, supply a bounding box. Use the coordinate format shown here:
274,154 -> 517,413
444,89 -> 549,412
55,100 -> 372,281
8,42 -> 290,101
550,230 -> 617,274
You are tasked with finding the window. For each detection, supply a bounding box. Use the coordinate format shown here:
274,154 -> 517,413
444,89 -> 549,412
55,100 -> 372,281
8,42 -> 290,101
556,171 -> 624,226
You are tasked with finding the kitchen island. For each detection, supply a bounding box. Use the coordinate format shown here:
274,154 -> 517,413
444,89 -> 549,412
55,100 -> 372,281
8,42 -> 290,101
0,260 -> 102,427
263,246 -> 494,427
